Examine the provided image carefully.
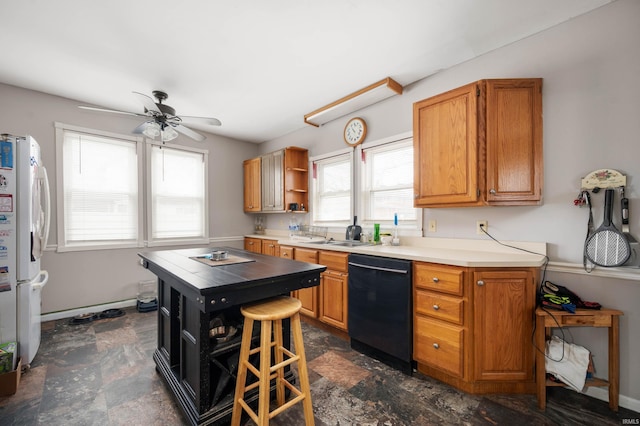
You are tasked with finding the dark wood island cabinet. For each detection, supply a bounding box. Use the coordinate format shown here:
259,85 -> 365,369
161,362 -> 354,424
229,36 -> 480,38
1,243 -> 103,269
138,247 -> 325,426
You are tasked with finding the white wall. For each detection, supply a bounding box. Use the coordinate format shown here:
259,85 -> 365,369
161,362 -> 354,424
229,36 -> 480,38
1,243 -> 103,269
0,83 -> 258,314
261,0 -> 640,409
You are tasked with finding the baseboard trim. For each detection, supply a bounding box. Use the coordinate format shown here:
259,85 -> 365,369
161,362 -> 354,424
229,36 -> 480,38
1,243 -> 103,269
42,299 -> 137,322
584,386 -> 640,413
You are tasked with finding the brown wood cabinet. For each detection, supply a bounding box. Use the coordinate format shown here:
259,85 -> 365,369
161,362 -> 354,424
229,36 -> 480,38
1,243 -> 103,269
318,251 -> 349,331
244,237 -> 262,254
284,147 -> 309,212
243,157 -> 261,212
413,261 -> 538,394
243,147 -> 309,213
413,78 -> 543,207
291,247 -> 319,318
261,239 -> 280,257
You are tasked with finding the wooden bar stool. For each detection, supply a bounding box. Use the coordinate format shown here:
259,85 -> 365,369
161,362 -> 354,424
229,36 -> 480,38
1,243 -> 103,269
231,296 -> 314,426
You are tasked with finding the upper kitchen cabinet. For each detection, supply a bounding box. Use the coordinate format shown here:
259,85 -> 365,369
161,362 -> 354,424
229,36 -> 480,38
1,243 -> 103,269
261,149 -> 284,211
243,147 -> 309,213
243,157 -> 261,213
413,79 -> 543,207
283,146 -> 309,213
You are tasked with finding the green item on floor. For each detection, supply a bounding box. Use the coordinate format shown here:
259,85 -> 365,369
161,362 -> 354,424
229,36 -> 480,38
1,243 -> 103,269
0,341 -> 17,373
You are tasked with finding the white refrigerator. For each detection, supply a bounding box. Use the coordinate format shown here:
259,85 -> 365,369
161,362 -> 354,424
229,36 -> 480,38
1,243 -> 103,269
0,134 -> 50,367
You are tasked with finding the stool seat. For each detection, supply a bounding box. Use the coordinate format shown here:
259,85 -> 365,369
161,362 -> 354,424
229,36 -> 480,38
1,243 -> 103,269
241,296 -> 302,321
232,295 -> 314,426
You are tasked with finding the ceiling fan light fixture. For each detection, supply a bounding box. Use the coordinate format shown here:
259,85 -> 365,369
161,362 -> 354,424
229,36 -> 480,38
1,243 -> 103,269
161,126 -> 178,142
142,122 -> 161,138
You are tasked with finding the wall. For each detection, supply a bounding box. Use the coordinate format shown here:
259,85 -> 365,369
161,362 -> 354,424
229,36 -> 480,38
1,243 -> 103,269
261,0 -> 640,409
0,83 -> 257,314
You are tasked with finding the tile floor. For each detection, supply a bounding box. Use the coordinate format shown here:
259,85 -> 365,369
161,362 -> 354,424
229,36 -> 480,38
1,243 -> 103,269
1,307 -> 638,425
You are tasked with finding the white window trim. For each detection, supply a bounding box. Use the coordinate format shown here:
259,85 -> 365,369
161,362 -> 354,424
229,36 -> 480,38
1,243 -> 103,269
309,132 -> 422,237
145,140 -> 210,247
54,122 -> 144,252
356,131 -> 422,237
309,147 -> 354,232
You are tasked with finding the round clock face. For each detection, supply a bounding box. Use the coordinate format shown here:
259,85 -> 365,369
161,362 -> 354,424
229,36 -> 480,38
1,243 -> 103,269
344,117 -> 367,146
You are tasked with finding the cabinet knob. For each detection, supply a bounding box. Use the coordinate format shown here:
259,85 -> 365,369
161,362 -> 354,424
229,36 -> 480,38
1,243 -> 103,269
432,277 -> 439,283
489,189 -> 496,195
477,280 -> 485,286
433,304 -> 440,310
433,343 -> 440,349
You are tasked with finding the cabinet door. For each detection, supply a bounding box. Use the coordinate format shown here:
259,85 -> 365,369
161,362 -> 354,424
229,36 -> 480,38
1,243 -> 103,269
261,150 -> 284,211
319,270 -> 348,331
243,157 -> 261,212
293,248 -> 318,317
472,269 -> 535,382
413,82 -> 480,207
485,79 -> 543,205
244,237 -> 262,254
261,239 -> 279,257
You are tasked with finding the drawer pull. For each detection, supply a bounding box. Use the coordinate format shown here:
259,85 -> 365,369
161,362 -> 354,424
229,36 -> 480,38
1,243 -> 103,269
432,277 -> 439,283
433,343 -> 440,349
433,304 -> 440,310
477,280 -> 485,286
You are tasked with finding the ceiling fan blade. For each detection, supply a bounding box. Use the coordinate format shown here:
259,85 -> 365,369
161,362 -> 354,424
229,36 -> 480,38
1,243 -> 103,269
180,115 -> 222,126
173,124 -> 206,142
132,91 -> 162,114
78,105 -> 146,117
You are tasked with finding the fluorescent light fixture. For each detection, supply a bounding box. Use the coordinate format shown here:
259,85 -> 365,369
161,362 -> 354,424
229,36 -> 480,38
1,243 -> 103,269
304,77 -> 403,127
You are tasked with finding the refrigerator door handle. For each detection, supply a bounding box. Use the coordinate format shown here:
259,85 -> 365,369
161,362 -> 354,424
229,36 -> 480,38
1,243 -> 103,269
40,166 -> 51,252
31,270 -> 49,291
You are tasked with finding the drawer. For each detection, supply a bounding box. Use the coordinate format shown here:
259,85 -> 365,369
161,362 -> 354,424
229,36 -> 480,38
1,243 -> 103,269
319,250 -> 349,272
280,246 -> 294,259
414,316 -> 463,377
414,263 -> 464,296
294,247 -> 318,263
415,290 -> 463,325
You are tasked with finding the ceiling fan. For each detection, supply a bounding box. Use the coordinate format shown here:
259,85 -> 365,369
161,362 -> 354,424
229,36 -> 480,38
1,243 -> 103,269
79,90 -> 221,142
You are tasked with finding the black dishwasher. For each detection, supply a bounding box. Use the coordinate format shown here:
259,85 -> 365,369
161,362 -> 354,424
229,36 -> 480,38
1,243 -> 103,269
348,253 -> 413,374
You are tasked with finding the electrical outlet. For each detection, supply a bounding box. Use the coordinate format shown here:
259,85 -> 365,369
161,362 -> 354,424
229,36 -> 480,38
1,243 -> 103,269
428,220 -> 437,233
476,220 -> 488,235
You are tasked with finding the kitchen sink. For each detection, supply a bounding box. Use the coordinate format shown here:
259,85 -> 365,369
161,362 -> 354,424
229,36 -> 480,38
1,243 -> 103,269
301,239 -> 373,247
328,240 -> 373,247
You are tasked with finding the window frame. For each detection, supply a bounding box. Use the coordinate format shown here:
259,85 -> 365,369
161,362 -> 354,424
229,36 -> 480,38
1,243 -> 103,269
55,122 -> 210,252
55,122 -> 144,252
356,133 -> 422,235
309,147 -> 354,229
145,140 -> 210,247
309,131 -> 422,236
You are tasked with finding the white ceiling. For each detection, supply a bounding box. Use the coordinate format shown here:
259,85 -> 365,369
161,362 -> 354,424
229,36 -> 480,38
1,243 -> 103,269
1,0 -> 613,143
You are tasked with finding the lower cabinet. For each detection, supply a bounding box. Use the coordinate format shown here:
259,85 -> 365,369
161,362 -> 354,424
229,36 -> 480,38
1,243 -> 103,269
244,237 -> 262,253
291,247 -> 319,317
318,251 -> 349,331
279,246 -> 349,331
413,261 -> 537,394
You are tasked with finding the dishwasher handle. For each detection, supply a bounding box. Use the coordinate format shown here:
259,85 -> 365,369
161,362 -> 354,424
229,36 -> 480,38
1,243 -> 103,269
348,261 -> 409,275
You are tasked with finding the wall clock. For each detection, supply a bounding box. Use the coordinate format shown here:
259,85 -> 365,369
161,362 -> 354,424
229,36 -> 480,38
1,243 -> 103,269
344,117 -> 367,146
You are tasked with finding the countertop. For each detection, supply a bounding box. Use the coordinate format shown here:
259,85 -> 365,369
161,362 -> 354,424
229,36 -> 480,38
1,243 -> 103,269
245,234 -> 547,268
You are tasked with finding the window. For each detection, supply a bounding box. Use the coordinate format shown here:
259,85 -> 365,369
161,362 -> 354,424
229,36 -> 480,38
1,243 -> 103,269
359,137 -> 420,230
56,125 -> 143,250
311,150 -> 353,226
55,123 -> 208,251
310,133 -> 421,235
147,143 -> 208,245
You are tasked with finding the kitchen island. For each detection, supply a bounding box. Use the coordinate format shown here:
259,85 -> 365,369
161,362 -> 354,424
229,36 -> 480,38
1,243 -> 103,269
138,246 -> 326,426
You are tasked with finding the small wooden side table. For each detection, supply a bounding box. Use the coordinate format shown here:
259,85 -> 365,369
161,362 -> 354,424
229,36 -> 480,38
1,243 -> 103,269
535,307 -> 623,411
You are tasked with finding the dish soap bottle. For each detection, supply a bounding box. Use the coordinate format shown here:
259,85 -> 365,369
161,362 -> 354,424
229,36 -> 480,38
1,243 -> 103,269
392,213 -> 400,246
